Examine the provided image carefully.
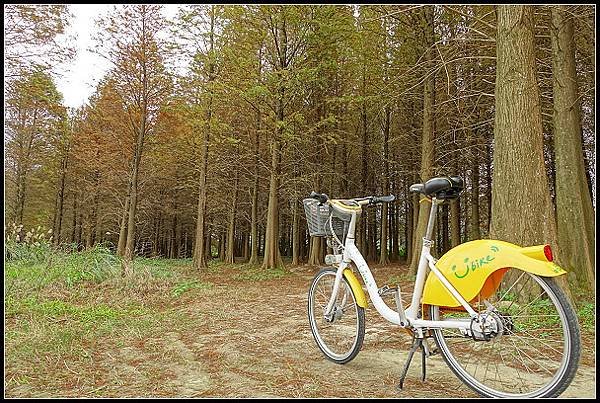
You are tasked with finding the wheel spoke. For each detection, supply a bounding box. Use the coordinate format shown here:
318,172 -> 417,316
309,269 -> 364,364
431,269 -> 576,397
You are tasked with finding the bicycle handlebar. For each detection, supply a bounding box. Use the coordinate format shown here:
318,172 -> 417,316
308,192 -> 395,206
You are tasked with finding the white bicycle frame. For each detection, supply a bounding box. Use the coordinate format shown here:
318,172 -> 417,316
324,197 -> 479,331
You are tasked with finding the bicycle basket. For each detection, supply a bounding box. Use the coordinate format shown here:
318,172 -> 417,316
329,209 -> 351,246
303,198 -> 330,237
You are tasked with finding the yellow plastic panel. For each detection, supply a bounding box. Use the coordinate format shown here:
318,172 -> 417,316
422,240 -> 566,307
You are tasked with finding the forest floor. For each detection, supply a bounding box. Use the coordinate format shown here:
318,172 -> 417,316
5,255 -> 597,398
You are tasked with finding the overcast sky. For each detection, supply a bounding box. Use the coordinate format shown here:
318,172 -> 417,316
56,4 -> 180,109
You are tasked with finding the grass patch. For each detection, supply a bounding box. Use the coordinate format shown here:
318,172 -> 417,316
171,280 -> 213,297
5,245 -> 120,294
577,302 -> 595,331
207,259 -> 235,273
386,271 -> 416,285
135,257 -> 192,278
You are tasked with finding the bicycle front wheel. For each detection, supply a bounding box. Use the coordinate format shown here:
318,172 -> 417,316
430,269 -> 580,398
308,267 -> 365,364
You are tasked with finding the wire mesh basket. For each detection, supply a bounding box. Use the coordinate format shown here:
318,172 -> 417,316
329,209 -> 351,248
303,198 -> 331,237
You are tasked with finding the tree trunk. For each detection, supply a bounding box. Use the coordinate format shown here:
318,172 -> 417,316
485,140 -> 492,235
123,141 -> 142,274
53,145 -> 69,245
359,82 -> 368,257
449,199 -> 460,247
192,8 -> 217,269
117,191 -> 130,256
70,189 -> 78,244
550,5 -> 595,293
292,199 -> 300,266
87,171 -> 100,249
469,132 -> 481,241
409,5 -> 435,274
441,203 -> 449,254
225,172 -> 239,264
491,5 -> 568,295
308,236 -> 323,266
379,106 -> 391,265
249,119 -> 260,264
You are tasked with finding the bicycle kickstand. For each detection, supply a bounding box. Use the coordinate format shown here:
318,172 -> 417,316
397,336 -> 428,390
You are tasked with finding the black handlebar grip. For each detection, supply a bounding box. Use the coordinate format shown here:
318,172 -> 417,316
372,195 -> 395,204
309,191 -> 329,204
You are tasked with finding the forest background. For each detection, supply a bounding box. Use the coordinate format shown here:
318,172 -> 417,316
5,4 -> 595,292
3,4 -> 596,398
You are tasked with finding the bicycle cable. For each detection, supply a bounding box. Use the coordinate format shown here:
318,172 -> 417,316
328,213 -> 345,252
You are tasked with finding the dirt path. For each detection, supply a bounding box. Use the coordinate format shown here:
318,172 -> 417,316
146,264 -> 596,398
6,262 -> 594,398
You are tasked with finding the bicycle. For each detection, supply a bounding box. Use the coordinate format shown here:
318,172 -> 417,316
303,175 -> 581,398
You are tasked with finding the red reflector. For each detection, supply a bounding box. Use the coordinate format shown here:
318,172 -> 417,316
544,245 -> 553,262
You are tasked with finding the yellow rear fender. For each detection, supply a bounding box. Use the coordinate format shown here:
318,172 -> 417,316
422,240 -> 566,308
343,269 -> 368,308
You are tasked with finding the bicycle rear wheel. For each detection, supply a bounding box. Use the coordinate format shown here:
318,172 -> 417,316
430,269 -> 580,397
308,267 -> 365,364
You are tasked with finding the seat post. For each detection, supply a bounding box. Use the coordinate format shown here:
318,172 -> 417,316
424,197 -> 440,241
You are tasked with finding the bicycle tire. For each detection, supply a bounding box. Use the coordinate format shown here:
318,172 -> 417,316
430,273 -> 580,398
308,267 -> 365,364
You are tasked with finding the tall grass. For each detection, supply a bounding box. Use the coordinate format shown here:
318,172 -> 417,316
5,224 -> 122,295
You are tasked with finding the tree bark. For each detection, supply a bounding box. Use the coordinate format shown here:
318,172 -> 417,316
491,5 -> 568,295
225,171 -> 239,264
52,140 -> 70,245
469,134 -> 481,241
550,5 -> 595,292
379,106 -> 391,265
409,5 -> 435,274
292,199 -> 300,266
117,188 -> 130,256
123,135 -> 143,274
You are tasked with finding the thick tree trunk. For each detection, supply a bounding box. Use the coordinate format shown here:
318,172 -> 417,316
491,5 -> 568,295
550,5 -> 595,293
409,6 -> 435,274
308,236 -> 323,266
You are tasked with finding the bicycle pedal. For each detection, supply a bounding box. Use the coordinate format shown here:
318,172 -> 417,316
378,284 -> 395,297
